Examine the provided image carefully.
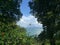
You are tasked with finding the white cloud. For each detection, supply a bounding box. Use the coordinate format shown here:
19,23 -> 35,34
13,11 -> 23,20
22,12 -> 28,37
17,15 -> 42,28
17,15 -> 43,35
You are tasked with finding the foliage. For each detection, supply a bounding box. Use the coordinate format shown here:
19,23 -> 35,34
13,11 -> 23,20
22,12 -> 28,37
0,0 -> 22,23
55,31 -> 60,40
0,0 -> 24,45
0,24 -> 27,45
29,0 -> 60,45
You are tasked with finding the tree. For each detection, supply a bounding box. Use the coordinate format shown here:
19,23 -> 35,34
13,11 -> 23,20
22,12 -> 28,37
0,0 -> 23,45
0,0 -> 22,33
0,0 -> 22,23
38,30 -> 46,45
29,0 -> 60,45
0,24 -> 27,45
55,31 -> 60,40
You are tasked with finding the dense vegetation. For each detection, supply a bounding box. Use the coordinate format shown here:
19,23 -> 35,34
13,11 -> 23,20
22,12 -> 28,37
0,0 -> 60,45
29,0 -> 60,45
0,0 -> 38,45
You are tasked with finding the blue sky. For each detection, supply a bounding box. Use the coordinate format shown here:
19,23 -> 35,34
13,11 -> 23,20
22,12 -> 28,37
17,0 -> 43,35
20,0 -> 30,16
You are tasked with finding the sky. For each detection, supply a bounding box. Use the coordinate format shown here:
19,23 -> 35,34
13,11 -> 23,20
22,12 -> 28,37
17,0 -> 43,35
20,0 -> 30,16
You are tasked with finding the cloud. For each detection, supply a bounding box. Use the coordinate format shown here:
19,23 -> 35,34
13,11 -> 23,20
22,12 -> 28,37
17,15 -> 42,28
17,15 -> 43,35
26,27 -> 43,35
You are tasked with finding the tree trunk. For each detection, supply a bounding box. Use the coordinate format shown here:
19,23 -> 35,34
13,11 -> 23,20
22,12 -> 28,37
50,38 -> 56,45
42,42 -> 45,45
